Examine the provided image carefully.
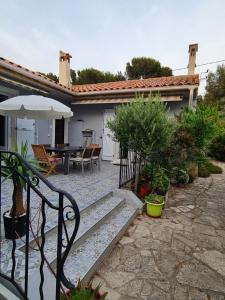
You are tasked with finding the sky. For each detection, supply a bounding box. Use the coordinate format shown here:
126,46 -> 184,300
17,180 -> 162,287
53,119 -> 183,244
1,0 -> 225,95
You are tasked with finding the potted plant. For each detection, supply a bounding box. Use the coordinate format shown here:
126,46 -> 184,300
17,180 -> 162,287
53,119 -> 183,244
145,194 -> 164,218
151,168 -> 169,196
60,280 -> 107,300
1,142 -> 39,240
171,167 -> 189,187
150,167 -> 169,207
138,175 -> 151,199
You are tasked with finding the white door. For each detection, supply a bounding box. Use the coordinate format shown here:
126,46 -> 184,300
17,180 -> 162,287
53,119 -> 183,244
102,109 -> 115,161
16,118 -> 35,157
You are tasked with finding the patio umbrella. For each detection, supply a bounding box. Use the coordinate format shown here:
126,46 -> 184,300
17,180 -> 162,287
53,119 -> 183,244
0,95 -> 73,119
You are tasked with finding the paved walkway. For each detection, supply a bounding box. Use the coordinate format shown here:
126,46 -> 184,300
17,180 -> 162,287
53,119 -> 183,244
92,161 -> 225,300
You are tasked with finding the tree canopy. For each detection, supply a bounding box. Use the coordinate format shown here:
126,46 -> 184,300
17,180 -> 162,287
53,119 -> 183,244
107,96 -> 175,156
40,72 -> 58,82
75,68 -> 125,84
41,56 -> 173,85
204,64 -> 225,110
125,57 -> 173,80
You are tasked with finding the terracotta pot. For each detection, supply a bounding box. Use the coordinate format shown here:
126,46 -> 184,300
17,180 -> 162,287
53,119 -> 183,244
138,183 -> 151,199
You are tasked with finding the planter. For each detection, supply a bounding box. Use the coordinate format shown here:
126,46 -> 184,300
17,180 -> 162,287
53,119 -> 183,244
3,211 -> 26,240
187,163 -> 198,182
138,183 -> 151,199
146,201 -> 164,218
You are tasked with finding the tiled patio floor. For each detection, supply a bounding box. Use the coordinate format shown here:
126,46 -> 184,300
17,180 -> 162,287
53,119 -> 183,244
0,161 -> 119,282
92,161 -> 225,300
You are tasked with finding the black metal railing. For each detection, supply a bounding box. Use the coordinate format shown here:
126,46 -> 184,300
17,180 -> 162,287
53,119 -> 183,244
119,144 -> 150,189
119,144 -> 137,188
0,150 -> 80,300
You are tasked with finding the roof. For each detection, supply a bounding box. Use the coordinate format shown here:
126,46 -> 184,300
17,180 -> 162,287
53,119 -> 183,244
0,57 -> 74,95
72,74 -> 199,93
0,56 -> 199,98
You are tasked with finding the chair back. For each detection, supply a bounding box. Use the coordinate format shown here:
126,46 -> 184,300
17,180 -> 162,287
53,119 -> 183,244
88,143 -> 99,148
92,147 -> 101,157
82,147 -> 93,159
32,144 -> 49,162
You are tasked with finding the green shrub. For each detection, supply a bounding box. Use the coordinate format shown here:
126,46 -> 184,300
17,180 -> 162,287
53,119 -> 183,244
198,163 -> 211,177
206,161 -> 223,174
208,132 -> 225,161
179,104 -> 219,151
198,160 -> 223,177
166,126 -> 197,170
171,167 -> 189,184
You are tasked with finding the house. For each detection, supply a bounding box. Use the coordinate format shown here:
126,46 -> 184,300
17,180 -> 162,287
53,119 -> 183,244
0,44 -> 199,159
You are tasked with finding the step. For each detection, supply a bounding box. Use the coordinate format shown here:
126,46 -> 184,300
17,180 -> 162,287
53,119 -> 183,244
61,201 -> 139,284
18,191 -> 114,252
27,189 -> 143,300
21,193 -> 125,272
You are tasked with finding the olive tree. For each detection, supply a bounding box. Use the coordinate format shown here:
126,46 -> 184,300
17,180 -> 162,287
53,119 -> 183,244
107,96 -> 175,190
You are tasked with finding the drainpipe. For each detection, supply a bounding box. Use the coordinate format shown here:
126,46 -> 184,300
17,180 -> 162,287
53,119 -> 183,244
188,87 -> 195,108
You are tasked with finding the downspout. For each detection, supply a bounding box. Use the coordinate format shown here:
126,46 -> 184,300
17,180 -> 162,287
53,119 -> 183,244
188,87 -> 195,107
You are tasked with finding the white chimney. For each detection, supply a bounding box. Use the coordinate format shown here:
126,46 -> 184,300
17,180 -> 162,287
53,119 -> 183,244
59,51 -> 72,87
188,43 -> 198,75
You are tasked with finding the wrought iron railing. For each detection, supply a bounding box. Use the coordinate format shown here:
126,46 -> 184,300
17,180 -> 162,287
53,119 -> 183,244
119,144 -> 150,189
0,150 -> 80,300
119,144 -> 137,188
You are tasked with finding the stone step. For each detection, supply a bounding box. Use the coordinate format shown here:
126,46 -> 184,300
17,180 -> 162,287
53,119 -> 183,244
27,189 -> 143,300
18,191 -> 114,252
61,200 -> 139,285
23,193 -> 125,270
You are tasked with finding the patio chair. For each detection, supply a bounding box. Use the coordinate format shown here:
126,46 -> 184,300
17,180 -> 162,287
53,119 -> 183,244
31,144 -> 61,176
91,147 -> 102,170
69,147 -> 92,174
88,143 -> 100,148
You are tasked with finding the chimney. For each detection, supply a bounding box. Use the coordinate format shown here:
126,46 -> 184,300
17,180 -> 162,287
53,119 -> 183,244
188,43 -> 198,75
59,51 -> 72,87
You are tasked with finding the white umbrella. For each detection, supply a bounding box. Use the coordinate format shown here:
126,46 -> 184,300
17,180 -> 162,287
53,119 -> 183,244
0,95 -> 73,119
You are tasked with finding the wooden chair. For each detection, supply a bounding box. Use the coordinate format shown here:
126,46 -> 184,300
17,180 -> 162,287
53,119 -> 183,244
32,144 -> 61,176
69,147 -> 92,174
91,147 -> 102,170
88,143 -> 100,148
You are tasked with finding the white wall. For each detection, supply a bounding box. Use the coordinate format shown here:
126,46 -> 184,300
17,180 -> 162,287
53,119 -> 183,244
69,105 -> 111,147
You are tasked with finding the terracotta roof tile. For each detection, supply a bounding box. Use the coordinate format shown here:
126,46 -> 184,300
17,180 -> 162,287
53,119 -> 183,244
72,74 -> 199,93
0,57 -> 74,92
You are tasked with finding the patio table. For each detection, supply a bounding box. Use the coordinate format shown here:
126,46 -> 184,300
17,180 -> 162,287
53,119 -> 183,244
45,146 -> 83,175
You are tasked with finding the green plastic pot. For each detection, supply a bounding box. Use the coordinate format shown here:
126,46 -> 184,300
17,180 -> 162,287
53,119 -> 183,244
146,201 -> 164,217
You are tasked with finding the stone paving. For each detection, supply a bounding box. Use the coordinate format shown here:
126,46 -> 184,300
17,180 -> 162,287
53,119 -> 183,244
92,161 -> 225,300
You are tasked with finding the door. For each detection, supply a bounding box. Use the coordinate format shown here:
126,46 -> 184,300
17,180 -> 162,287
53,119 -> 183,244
16,119 -> 35,157
102,109 -> 115,161
55,118 -> 65,145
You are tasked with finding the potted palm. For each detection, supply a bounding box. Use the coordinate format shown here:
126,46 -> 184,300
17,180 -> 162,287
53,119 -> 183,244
145,194 -> 164,217
60,280 -> 107,300
1,142 -> 39,240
